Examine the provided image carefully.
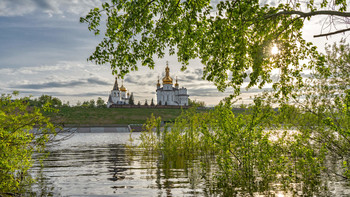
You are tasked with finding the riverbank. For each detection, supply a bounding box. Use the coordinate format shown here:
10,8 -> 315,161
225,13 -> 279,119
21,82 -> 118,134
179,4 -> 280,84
44,107 -> 249,126
45,107 -> 185,126
57,124 -> 143,133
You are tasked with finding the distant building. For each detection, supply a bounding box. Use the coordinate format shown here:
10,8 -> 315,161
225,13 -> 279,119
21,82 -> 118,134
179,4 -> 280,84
156,62 -> 189,106
107,78 -> 130,108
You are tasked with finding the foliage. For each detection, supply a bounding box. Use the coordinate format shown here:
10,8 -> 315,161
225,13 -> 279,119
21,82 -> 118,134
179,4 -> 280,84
150,98 -> 155,106
62,101 -> 70,108
89,99 -> 96,108
272,104 -> 329,195
78,99 -> 103,108
81,101 -> 89,108
81,0 -> 350,194
96,97 -> 107,108
80,0 -> 350,97
188,98 -> 205,107
128,93 -> 135,105
290,40 -> 350,180
29,95 -> 62,108
139,99 -> 328,195
0,93 -> 58,195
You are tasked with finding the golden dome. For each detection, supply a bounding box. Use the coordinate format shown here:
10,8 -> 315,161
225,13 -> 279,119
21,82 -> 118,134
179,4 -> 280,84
175,76 -> 179,87
157,76 -> 160,87
120,80 -> 127,92
162,64 -> 173,84
120,85 -> 127,92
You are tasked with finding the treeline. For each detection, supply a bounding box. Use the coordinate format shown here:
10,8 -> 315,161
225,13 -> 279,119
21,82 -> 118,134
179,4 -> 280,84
188,98 -> 205,107
28,95 -> 107,108
28,95 -> 206,108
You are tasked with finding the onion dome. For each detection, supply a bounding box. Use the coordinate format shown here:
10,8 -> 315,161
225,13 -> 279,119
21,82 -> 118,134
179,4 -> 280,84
162,63 -> 173,85
127,91 -> 130,97
175,76 -> 179,88
120,85 -> 127,92
157,76 -> 161,87
120,80 -> 127,92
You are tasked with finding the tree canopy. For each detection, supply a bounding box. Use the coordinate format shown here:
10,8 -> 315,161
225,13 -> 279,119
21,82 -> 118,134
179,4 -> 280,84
0,93 -> 58,194
81,0 -> 349,98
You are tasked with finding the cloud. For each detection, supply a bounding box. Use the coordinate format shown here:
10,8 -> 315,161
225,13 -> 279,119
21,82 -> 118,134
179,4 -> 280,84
72,92 -> 108,97
14,81 -> 84,89
87,78 -> 110,86
0,1 -> 36,16
189,88 -> 226,97
193,68 -> 203,76
188,85 -> 273,98
0,68 -> 15,75
13,63 -> 77,75
124,72 -> 157,86
0,0 -> 101,17
11,77 -> 111,90
11,89 -> 107,97
124,69 -> 205,88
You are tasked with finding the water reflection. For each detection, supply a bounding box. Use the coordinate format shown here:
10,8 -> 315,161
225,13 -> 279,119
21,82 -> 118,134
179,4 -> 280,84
28,133 -> 216,196
27,132 -> 350,196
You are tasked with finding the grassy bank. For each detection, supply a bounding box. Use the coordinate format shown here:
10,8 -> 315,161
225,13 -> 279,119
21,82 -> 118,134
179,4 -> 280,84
45,107 -> 185,126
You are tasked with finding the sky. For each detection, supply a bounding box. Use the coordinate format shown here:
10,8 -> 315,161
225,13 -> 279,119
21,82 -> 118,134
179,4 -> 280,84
0,0 -> 346,106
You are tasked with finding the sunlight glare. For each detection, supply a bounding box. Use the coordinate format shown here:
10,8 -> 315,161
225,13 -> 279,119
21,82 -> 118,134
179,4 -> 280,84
276,193 -> 285,197
271,44 -> 279,55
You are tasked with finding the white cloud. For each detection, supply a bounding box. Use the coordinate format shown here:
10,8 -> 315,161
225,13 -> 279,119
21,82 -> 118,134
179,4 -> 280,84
0,1 -> 36,16
0,0 -> 102,17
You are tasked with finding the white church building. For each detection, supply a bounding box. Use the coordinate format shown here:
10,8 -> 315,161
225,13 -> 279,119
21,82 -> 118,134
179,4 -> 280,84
156,63 -> 189,106
107,78 -> 130,108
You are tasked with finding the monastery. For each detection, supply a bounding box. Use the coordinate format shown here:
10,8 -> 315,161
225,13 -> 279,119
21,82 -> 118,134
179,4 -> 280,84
107,78 -> 130,108
107,62 -> 189,107
156,62 -> 189,106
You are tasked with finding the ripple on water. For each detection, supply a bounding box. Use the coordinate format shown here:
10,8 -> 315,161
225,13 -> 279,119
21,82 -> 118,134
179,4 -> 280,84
29,132 -> 208,196
28,132 -> 350,196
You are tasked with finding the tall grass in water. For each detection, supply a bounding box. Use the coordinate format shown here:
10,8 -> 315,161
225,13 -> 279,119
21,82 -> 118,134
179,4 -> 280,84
139,99 -> 329,196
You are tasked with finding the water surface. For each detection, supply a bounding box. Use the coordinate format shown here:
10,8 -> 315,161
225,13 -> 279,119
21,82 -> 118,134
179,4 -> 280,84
30,132 -> 206,196
28,132 -> 350,196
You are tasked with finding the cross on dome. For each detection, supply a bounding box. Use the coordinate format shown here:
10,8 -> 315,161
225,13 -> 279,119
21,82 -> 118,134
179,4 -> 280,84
162,62 -> 173,84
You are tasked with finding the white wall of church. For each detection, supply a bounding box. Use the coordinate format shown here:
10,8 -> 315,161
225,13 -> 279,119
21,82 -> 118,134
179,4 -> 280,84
155,64 -> 189,106
157,87 -> 188,106
107,89 -> 129,107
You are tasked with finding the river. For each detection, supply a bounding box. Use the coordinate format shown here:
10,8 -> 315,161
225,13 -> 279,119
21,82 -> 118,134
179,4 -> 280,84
28,132 -> 207,196
26,132 -> 350,196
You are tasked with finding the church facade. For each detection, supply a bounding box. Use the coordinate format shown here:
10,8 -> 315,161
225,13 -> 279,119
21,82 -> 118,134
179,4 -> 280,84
156,63 -> 189,106
107,78 -> 130,108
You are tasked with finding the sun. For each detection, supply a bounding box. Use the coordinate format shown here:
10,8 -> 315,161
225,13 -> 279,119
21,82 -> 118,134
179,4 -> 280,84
271,44 -> 279,55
